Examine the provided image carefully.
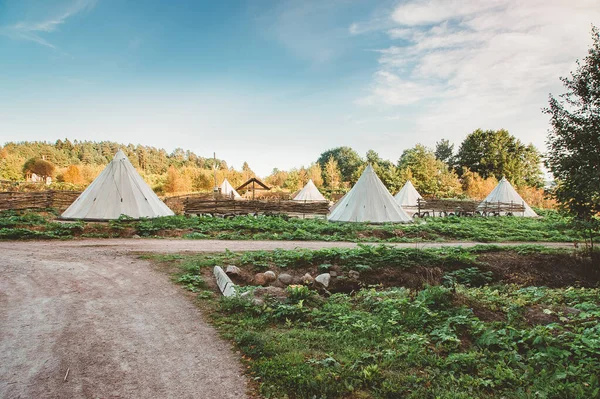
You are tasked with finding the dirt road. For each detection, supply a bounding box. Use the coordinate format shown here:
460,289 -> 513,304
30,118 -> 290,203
0,238 -> 575,398
0,242 -> 248,399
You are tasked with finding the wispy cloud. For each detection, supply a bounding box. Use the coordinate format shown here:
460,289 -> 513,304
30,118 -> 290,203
1,0 -> 97,49
353,0 -> 600,147
253,0 -> 370,66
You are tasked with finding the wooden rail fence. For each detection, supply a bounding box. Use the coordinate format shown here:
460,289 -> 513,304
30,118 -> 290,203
184,198 -> 330,216
415,198 -> 526,217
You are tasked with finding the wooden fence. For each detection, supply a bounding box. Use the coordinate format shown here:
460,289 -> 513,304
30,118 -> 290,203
0,191 -> 81,212
477,201 -> 526,215
184,198 -> 330,217
414,198 -> 526,217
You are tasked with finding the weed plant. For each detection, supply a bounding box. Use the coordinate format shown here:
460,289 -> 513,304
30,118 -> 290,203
0,209 -> 589,243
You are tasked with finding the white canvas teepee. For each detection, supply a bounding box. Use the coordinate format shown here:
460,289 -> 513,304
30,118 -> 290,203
328,164 -> 412,224
477,177 -> 538,217
293,179 -> 327,202
61,150 -> 174,220
220,178 -> 241,199
394,180 -> 423,207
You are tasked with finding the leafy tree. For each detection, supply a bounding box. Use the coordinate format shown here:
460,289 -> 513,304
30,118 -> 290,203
283,169 -> 302,192
365,150 -> 402,193
241,161 -> 255,181
164,165 -> 190,193
544,26 -> 600,249
397,145 -> 462,198
307,163 -> 324,187
22,158 -> 56,180
265,168 -> 289,188
193,170 -> 213,191
318,147 -> 363,184
456,129 -> 543,187
435,139 -> 454,167
461,169 -> 497,200
323,156 -> 342,190
61,165 -> 84,185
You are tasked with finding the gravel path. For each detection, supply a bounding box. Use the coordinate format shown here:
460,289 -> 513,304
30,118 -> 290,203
0,238 -> 575,398
0,238 -> 577,255
0,242 -> 248,399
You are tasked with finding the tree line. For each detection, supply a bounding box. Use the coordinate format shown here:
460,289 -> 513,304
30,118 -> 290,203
0,129 -> 548,205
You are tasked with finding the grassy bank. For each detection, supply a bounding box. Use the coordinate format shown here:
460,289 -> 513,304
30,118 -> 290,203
0,209 -> 589,243
150,246 -> 600,399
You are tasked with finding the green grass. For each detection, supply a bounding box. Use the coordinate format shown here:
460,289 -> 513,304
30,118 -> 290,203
207,284 -> 600,399
0,208 -> 590,243
144,244 -> 565,273
158,246 -> 599,398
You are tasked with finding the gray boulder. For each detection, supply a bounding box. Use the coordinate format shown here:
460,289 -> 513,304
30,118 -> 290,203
278,273 -> 293,285
315,273 -> 331,288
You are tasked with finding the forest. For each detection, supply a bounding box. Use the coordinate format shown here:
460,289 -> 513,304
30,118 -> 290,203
0,128 -> 552,208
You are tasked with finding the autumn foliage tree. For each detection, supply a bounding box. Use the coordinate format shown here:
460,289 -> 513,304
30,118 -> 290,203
164,165 -> 190,194
460,169 -> 497,200
61,165 -> 84,185
324,157 -> 342,190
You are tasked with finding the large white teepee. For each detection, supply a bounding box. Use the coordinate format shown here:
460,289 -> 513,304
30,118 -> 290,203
328,165 -> 412,224
394,180 -> 423,207
220,178 -> 241,199
61,150 -> 174,220
477,177 -> 538,217
293,179 -> 327,202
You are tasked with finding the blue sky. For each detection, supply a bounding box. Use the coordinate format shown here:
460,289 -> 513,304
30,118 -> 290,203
1,0 -> 598,176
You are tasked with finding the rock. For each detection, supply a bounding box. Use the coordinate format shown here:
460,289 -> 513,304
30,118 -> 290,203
254,273 -> 267,286
132,234 -> 140,239
278,273 -> 293,285
329,270 -> 338,277
225,265 -> 241,276
315,273 -> 331,288
264,271 -> 277,282
301,273 -> 314,284
348,270 -> 360,280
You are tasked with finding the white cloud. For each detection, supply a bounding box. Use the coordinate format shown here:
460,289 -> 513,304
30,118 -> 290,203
1,0 -> 97,49
354,0 -> 600,149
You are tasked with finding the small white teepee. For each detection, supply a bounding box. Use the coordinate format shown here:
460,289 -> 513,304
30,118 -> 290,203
61,150 -> 174,220
394,180 -> 423,207
293,179 -> 327,202
328,164 -> 412,224
220,178 -> 241,199
477,177 -> 538,217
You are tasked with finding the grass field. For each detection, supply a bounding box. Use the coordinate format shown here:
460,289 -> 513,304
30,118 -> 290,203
148,245 -> 600,399
0,209 -> 590,243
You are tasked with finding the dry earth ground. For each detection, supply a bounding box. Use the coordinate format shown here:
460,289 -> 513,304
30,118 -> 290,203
0,241 -> 248,399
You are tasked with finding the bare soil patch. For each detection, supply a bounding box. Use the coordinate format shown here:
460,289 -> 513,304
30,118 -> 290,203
0,242 -> 248,399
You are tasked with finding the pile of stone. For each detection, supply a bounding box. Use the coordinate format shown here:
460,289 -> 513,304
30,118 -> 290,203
219,264 -> 364,304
